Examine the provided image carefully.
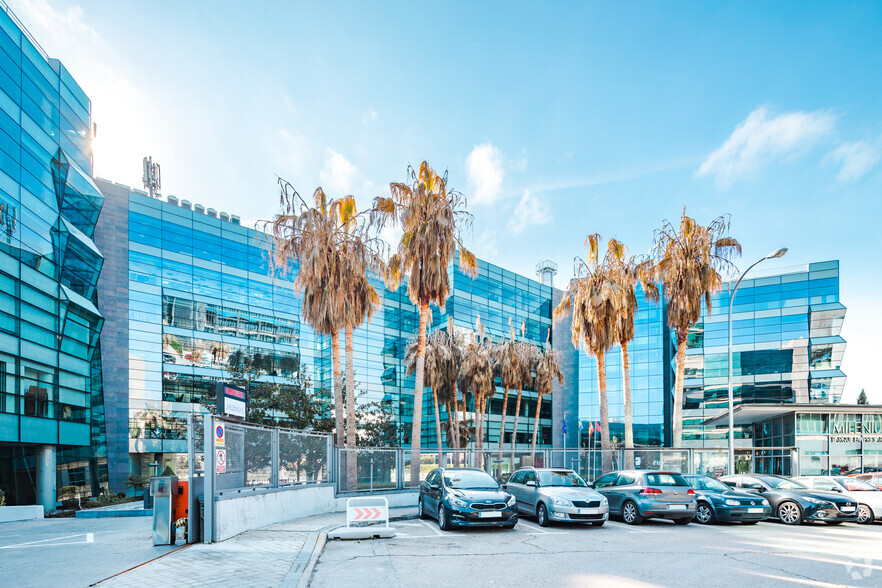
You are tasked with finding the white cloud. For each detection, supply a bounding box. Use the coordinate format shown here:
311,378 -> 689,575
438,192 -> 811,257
508,190 -> 551,235
697,106 -> 836,186
466,143 -> 504,204
319,148 -> 357,195
827,140 -> 881,181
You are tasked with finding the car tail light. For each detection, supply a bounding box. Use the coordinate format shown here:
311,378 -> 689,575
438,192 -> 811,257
687,489 -> 695,495
640,488 -> 662,495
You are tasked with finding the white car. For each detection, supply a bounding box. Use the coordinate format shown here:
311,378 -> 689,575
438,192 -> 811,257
795,476 -> 882,524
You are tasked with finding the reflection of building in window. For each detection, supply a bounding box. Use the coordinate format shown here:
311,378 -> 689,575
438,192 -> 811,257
381,366 -> 396,384
25,385 -> 48,417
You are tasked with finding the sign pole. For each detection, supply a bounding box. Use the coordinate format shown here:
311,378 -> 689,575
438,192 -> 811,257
203,414 -> 215,544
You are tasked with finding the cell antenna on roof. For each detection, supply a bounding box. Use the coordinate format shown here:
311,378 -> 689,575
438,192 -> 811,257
142,156 -> 161,199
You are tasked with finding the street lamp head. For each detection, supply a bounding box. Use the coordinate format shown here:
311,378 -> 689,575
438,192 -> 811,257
766,247 -> 788,259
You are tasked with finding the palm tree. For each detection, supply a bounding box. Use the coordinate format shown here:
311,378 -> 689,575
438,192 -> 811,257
554,233 -> 627,473
267,183 -> 383,447
652,209 -> 740,447
494,320 -> 524,458
530,330 -> 564,461
606,239 -> 659,467
509,339 -> 536,457
439,317 -> 465,457
406,328 -> 451,466
460,318 -> 495,467
372,162 -> 478,485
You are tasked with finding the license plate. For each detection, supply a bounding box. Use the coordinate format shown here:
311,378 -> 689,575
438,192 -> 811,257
747,508 -> 764,514
578,508 -> 600,515
667,504 -> 687,510
478,511 -> 502,518
841,506 -> 855,512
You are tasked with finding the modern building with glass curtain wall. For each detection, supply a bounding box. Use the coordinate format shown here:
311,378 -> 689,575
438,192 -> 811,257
0,3 -> 106,509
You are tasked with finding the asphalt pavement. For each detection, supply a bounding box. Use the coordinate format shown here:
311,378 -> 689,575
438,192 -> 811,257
311,517 -> 882,587
0,516 -> 179,587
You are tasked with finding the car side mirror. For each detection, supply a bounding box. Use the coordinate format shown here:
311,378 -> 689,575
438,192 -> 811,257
526,481 -> 536,487
752,485 -> 765,492
586,482 -> 594,489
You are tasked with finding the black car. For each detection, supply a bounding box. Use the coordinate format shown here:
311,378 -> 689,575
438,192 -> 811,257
719,474 -> 859,525
684,475 -> 771,524
418,467 -> 518,530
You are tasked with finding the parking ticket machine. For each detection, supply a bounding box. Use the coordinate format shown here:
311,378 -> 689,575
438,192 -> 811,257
151,475 -> 179,545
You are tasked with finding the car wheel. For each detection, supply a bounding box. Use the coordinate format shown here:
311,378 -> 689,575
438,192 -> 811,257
590,521 -> 605,527
695,502 -> 715,524
438,504 -> 452,531
777,501 -> 803,525
857,504 -> 874,525
674,517 -> 692,525
418,497 -> 428,520
622,500 -> 644,525
537,503 -> 550,527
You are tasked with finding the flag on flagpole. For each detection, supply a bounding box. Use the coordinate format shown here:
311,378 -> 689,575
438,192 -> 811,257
588,421 -> 595,436
561,417 -> 567,435
578,420 -> 584,432
595,421 -> 602,435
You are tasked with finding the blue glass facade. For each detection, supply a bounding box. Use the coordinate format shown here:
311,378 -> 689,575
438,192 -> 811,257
0,4 -> 106,505
683,260 -> 847,447
571,261 -> 847,450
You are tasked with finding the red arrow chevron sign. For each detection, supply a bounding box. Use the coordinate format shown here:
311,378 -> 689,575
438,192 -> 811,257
346,499 -> 389,528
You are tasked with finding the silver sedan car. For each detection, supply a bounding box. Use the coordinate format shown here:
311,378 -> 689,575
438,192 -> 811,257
505,468 -> 609,527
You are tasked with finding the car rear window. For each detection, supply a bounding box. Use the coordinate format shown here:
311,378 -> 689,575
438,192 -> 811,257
644,473 -> 688,486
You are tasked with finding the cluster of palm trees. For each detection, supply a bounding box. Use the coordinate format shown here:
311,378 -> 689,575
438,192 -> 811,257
405,316 -> 565,473
554,210 -> 740,471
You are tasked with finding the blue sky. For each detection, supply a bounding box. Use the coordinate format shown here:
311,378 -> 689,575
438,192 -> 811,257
10,0 -> 882,401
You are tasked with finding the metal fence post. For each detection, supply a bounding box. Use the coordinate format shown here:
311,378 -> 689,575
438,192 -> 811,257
328,435 -> 335,489
272,428 -> 280,488
203,414 -> 215,544
396,448 -> 403,492
187,414 -> 195,544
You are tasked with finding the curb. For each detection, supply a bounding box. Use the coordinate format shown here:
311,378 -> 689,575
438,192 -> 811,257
76,509 -> 153,519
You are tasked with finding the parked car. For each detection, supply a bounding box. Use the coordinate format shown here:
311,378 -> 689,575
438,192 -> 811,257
849,473 -> 882,490
505,468 -> 609,527
718,474 -> 859,525
795,475 -> 882,524
591,470 -> 696,525
683,474 -> 771,524
418,467 -> 518,530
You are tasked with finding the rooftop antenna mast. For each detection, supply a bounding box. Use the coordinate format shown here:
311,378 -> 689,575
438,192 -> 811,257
142,156 -> 161,199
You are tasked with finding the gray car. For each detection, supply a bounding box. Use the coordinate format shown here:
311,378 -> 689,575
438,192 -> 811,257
591,470 -> 697,525
505,468 -> 609,527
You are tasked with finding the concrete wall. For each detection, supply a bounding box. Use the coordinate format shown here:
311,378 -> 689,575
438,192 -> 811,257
0,505 -> 44,523
215,485 -> 337,541
213,487 -> 418,541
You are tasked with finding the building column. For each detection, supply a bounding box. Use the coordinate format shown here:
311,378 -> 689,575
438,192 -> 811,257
36,445 -> 57,512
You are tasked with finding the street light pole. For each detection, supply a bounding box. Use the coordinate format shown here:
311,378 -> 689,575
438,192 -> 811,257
728,247 -> 787,475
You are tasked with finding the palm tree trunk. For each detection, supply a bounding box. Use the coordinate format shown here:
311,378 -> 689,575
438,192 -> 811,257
622,341 -> 634,469
431,387 -> 444,467
498,386 -> 510,456
345,325 -> 357,492
672,331 -> 687,448
409,303 -> 429,486
330,331 -> 344,447
530,392 -> 543,462
598,351 -> 612,474
446,400 -> 457,466
510,387 -> 523,458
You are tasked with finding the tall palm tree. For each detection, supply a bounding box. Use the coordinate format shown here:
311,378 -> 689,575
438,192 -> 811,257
372,162 -> 478,485
509,338 -> 536,457
439,317 -> 465,455
460,318 -> 495,466
267,182 -> 383,447
554,233 -> 627,473
530,330 -> 564,460
606,239 -> 658,467
494,320 -> 523,458
652,209 -> 740,447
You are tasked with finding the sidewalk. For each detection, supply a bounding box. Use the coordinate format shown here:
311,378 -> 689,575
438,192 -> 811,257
96,506 -> 417,587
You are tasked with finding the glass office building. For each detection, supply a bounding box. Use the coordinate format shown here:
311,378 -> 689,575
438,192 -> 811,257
0,4 -> 106,508
94,180 -> 557,490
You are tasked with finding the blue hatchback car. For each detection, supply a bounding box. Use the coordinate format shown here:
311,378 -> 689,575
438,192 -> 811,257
684,474 -> 771,524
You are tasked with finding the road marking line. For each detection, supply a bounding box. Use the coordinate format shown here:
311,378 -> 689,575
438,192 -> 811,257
0,533 -> 94,549
518,521 -> 550,533
419,520 -> 445,536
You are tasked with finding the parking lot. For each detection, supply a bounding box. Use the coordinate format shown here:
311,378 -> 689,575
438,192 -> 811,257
312,518 -> 882,587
